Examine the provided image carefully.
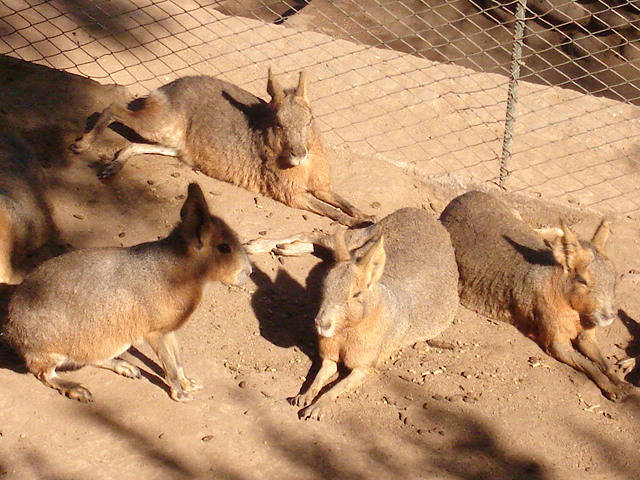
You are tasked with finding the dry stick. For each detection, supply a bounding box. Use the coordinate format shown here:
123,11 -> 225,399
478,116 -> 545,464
500,0 -> 527,186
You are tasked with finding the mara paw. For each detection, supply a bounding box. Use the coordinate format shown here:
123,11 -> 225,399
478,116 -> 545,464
114,360 -> 142,379
290,392 -> 317,408
273,241 -> 314,257
71,138 -> 91,154
298,402 -> 332,421
181,377 -> 203,393
66,385 -> 94,403
618,356 -> 637,375
97,160 -> 123,181
604,382 -> 634,403
170,389 -> 195,403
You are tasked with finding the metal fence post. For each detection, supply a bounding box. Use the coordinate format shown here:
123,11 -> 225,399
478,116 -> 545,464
499,0 -> 527,186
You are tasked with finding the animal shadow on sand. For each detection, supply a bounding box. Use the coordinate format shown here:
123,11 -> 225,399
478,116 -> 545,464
250,246 -> 362,398
618,309 -> 640,385
250,243 -> 337,351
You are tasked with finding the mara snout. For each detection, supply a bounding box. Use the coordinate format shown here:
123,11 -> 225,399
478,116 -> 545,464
72,68 -> 373,227
2,183 -> 250,403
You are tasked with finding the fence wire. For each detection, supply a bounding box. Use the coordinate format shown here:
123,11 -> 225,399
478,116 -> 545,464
1,0 -> 639,215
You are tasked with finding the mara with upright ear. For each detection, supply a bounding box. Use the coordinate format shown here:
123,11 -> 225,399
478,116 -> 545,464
0,131 -> 58,284
261,208 -> 459,420
440,190 -> 632,401
72,69 -> 373,227
2,183 -> 251,403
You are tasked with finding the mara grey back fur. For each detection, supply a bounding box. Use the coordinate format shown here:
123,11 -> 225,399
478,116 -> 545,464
0,131 -> 57,283
2,183 -> 251,403
287,208 -> 459,419
440,190 -> 632,402
72,69 -> 372,227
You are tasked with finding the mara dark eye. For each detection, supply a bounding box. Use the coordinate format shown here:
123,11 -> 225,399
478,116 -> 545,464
576,274 -> 588,286
217,243 -> 231,254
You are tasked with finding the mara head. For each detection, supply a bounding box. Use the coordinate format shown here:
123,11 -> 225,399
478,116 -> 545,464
267,68 -> 314,167
178,183 -> 252,286
550,220 -> 617,327
314,231 -> 386,338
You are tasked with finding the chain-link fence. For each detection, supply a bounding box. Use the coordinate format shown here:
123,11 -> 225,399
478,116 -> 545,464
1,0 -> 639,214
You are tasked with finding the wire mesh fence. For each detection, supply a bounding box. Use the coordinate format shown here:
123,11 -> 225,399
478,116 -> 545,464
1,0 -> 639,215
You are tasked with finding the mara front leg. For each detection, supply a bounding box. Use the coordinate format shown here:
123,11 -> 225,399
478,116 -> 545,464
292,357 -> 338,410
146,331 -> 201,402
312,190 -> 376,224
574,329 -> 626,384
292,192 -> 367,227
547,339 -> 631,402
294,359 -> 372,421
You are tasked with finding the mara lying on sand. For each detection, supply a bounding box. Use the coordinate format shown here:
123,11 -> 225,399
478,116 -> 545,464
441,190 -> 633,402
72,69 -> 373,227
248,207 -> 459,419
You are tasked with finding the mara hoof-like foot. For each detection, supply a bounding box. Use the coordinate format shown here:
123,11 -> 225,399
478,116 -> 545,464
170,388 -> 196,402
618,356 -> 637,375
290,391 -> 317,408
71,138 -> 91,154
181,377 -> 203,393
65,384 -> 94,403
113,360 -> 142,379
604,382 -> 634,403
298,401 -> 332,421
97,160 -> 124,180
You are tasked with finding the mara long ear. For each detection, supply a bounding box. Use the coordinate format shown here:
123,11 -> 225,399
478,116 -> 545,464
534,226 -> 564,245
267,67 -> 285,105
295,70 -> 308,103
591,219 -> 611,253
179,183 -> 211,249
552,221 -> 582,273
333,229 -> 350,262
356,235 -> 386,289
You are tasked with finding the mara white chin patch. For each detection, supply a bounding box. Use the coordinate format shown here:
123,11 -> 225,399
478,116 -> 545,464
596,315 -> 615,327
289,154 -> 308,166
317,324 -> 335,338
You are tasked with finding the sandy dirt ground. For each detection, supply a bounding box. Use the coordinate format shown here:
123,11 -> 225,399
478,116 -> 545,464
0,55 -> 640,480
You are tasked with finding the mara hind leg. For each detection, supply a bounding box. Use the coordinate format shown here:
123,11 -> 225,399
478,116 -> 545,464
145,331 -> 201,402
0,221 -> 20,284
97,144 -> 180,180
92,358 -> 142,379
243,232 -> 327,256
26,354 -> 94,403
72,94 -> 173,153
72,97 -> 181,179
244,222 -> 377,256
